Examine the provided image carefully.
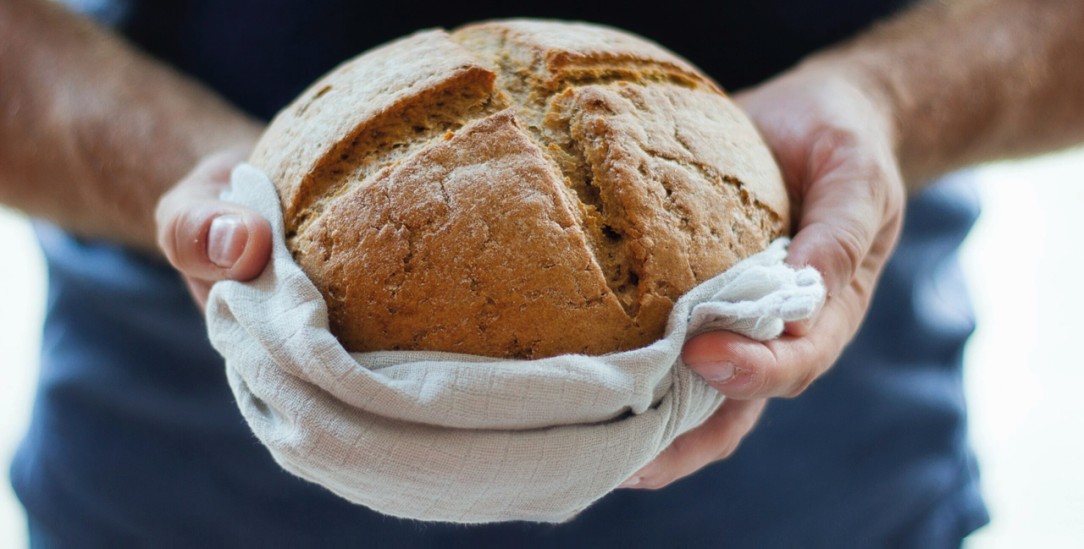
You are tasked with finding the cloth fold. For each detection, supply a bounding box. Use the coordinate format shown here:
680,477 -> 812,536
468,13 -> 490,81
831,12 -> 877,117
206,164 -> 825,523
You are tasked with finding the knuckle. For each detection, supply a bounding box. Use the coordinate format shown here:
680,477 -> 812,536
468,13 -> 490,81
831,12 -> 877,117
745,364 -> 772,397
864,162 -> 905,219
746,345 -> 788,398
807,127 -> 859,182
781,338 -> 831,398
783,368 -> 818,398
824,223 -> 866,288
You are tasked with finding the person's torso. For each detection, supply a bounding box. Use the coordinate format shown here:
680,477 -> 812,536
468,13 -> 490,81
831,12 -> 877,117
13,1 -> 988,546
84,0 -> 911,118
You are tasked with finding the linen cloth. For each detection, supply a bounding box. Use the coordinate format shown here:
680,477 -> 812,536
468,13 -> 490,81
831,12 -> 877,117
206,164 -> 825,523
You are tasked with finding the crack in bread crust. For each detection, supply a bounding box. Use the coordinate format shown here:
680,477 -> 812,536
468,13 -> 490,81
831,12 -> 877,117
253,20 -> 790,358
285,67 -> 508,244
450,24 -> 784,323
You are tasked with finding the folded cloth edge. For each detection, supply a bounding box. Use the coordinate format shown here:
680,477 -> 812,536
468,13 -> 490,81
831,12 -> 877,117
206,164 -> 825,524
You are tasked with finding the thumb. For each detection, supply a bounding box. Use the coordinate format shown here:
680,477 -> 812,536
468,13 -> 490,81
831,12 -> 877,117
155,152 -> 272,284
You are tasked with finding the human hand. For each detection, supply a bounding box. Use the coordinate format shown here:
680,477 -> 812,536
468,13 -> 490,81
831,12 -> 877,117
622,63 -> 906,489
156,148 -> 273,309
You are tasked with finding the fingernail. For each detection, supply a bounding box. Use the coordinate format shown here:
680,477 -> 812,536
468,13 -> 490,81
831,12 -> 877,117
703,361 -> 737,383
618,476 -> 641,489
208,215 -> 247,268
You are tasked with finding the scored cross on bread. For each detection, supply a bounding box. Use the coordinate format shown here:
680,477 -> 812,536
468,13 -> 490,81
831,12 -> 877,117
250,19 -> 789,359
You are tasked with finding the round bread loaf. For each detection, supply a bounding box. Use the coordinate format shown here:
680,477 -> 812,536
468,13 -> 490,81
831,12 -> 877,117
250,19 -> 789,359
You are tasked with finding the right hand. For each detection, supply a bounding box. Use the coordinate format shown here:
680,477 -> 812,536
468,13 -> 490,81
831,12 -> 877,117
626,61 -> 906,490
155,148 -> 273,309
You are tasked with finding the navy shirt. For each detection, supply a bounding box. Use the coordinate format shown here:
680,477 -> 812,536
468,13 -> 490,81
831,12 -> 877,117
12,1 -> 988,546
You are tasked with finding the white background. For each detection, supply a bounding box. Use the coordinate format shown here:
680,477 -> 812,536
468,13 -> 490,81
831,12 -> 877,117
1,150 -> 1082,546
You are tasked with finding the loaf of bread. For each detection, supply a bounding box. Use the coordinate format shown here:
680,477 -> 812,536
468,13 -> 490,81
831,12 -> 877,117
250,19 -> 789,359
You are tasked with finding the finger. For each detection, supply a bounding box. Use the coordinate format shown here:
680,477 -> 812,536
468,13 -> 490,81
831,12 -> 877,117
155,157 -> 272,283
682,329 -> 826,400
787,130 -> 902,297
682,237 -> 887,400
788,142 -> 903,338
620,399 -> 766,490
157,200 -> 272,281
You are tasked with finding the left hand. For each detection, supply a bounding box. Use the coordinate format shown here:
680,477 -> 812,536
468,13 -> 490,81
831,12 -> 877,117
621,61 -> 906,489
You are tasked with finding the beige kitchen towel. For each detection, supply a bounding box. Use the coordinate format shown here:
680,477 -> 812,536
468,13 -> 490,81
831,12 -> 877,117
205,164 -> 824,524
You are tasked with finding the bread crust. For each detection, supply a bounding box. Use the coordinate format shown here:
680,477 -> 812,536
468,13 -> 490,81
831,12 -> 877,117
251,20 -> 789,358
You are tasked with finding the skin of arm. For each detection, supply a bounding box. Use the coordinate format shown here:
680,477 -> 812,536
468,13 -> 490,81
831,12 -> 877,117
631,0 -> 1084,489
0,0 -> 263,252
844,0 -> 1084,186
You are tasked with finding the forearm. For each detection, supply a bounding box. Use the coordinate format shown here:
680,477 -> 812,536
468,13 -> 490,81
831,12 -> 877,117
804,0 -> 1084,188
0,0 -> 262,251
